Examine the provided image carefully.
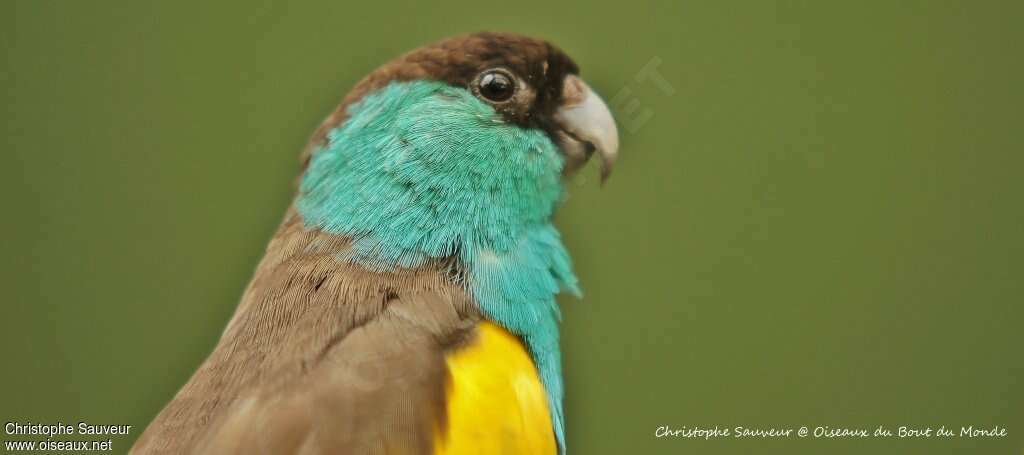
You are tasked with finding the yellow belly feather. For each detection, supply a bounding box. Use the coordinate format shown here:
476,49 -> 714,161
434,322 -> 557,455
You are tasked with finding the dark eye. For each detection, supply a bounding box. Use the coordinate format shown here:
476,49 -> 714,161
476,69 -> 516,102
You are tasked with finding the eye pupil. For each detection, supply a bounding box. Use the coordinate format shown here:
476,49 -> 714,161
478,71 -> 515,102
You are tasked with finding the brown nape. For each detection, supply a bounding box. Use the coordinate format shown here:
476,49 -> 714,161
300,32 -> 580,168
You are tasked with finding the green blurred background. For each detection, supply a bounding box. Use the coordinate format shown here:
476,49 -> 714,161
2,1 -> 1022,454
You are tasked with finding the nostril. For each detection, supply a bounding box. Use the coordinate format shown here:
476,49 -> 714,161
560,75 -> 589,106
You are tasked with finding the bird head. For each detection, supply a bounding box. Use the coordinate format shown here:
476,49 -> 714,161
303,32 -> 618,182
297,32 -> 619,264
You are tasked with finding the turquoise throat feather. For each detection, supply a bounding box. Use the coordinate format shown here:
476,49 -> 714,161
297,80 -> 579,453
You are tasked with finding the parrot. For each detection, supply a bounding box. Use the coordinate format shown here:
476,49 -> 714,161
131,32 -> 619,455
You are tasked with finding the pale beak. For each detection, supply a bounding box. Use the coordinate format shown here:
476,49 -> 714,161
553,75 -> 620,182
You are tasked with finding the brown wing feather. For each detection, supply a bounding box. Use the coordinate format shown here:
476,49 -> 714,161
131,209 -> 481,454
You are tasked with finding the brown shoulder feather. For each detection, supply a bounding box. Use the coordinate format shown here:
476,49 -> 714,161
131,209 -> 481,454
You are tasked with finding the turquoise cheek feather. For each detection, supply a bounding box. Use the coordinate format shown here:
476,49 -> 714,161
296,80 -> 579,453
